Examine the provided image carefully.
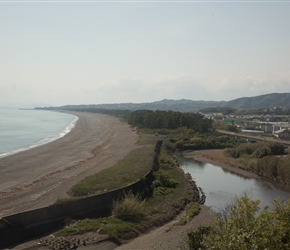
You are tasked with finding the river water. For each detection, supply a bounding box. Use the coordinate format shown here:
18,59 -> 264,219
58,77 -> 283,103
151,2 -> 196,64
177,153 -> 290,211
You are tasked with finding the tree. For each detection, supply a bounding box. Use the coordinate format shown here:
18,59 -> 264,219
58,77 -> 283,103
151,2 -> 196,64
127,110 -> 213,132
188,195 -> 290,249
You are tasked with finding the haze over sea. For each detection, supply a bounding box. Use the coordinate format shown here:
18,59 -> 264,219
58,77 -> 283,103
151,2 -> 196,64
0,108 -> 78,159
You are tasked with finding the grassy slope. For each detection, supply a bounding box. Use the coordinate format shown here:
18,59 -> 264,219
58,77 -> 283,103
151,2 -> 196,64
56,132 -> 200,244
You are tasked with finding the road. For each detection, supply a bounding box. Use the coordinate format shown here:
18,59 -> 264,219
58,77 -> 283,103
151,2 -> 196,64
217,130 -> 290,146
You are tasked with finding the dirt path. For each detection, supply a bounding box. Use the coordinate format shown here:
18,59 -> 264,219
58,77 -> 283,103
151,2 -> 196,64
0,112 -> 139,217
11,205 -> 214,250
115,205 -> 214,250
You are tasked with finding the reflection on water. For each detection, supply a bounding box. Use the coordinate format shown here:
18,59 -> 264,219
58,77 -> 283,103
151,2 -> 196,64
176,153 -> 290,211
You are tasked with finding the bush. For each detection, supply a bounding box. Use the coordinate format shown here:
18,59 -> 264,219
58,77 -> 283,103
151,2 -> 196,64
254,145 -> 272,158
225,141 -> 285,159
268,142 -> 286,155
158,152 -> 175,169
112,192 -> 146,222
152,171 -> 180,189
194,195 -> 290,250
188,226 -> 210,250
56,217 -> 136,244
186,202 -> 200,218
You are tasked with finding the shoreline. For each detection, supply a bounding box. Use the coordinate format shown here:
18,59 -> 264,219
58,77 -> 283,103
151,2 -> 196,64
0,112 -> 139,216
184,149 -> 290,193
0,111 -> 79,160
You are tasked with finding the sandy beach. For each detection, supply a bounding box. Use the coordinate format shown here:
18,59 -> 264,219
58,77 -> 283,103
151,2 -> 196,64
0,112 -> 139,217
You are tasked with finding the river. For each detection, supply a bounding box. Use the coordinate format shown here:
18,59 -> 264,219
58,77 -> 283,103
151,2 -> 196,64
176,153 -> 290,211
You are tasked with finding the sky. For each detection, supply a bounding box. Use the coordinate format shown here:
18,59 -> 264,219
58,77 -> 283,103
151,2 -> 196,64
1,1 -> 290,107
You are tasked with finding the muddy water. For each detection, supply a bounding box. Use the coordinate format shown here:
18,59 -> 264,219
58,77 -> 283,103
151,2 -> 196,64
177,154 -> 290,211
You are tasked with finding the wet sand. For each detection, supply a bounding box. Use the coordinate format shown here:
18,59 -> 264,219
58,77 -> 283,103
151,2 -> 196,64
0,112 -> 139,217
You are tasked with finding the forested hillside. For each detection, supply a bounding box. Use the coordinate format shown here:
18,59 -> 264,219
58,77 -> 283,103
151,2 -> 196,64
223,92 -> 290,110
36,93 -> 290,112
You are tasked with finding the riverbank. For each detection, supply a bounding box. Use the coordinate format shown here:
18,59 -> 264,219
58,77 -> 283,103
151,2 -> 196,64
116,149 -> 272,250
184,149 -> 260,179
0,112 -> 139,216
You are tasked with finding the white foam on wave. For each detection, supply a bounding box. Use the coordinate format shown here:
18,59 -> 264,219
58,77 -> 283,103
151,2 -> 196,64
37,115 -> 79,145
0,115 -> 79,159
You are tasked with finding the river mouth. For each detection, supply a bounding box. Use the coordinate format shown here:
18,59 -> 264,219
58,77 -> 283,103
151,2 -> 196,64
176,153 -> 290,212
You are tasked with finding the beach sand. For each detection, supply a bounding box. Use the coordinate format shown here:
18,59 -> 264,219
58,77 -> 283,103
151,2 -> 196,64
0,112 -> 139,217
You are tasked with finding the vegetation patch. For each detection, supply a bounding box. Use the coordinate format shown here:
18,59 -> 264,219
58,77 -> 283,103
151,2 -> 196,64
176,202 -> 200,226
188,226 -> 211,250
188,195 -> 290,249
152,170 -> 180,195
224,141 -> 285,159
112,192 -> 146,222
223,141 -> 290,185
68,145 -> 155,197
185,202 -> 200,219
56,217 -> 137,244
164,131 -> 241,152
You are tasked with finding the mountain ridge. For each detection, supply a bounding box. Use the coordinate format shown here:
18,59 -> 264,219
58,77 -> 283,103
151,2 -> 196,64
37,93 -> 290,112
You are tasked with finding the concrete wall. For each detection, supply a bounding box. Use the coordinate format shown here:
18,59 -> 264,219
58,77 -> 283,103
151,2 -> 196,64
0,140 -> 162,248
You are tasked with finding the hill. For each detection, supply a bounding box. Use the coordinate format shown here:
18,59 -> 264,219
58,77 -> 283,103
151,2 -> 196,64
222,93 -> 290,110
39,99 -> 225,112
36,93 -> 290,113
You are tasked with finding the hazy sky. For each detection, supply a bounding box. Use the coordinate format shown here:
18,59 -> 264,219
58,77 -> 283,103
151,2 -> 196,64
1,1 -> 290,107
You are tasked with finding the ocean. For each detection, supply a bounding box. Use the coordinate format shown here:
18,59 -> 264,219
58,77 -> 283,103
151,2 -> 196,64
0,108 -> 78,158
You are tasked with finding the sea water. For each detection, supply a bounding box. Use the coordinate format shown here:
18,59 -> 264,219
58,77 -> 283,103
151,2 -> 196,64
0,108 -> 78,158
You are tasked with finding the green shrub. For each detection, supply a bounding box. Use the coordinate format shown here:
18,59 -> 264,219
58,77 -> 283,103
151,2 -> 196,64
112,192 -> 146,222
158,152 -> 175,169
153,186 -> 174,196
224,141 -> 285,159
198,195 -> 290,250
56,217 -> 136,244
254,145 -> 272,158
268,142 -> 286,155
186,202 -> 200,218
152,170 -> 180,189
188,226 -> 210,250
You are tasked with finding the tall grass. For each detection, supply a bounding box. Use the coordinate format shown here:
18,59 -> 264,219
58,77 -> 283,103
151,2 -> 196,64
112,192 -> 146,222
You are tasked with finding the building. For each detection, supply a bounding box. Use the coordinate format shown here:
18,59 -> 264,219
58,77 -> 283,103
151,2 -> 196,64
273,128 -> 290,139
